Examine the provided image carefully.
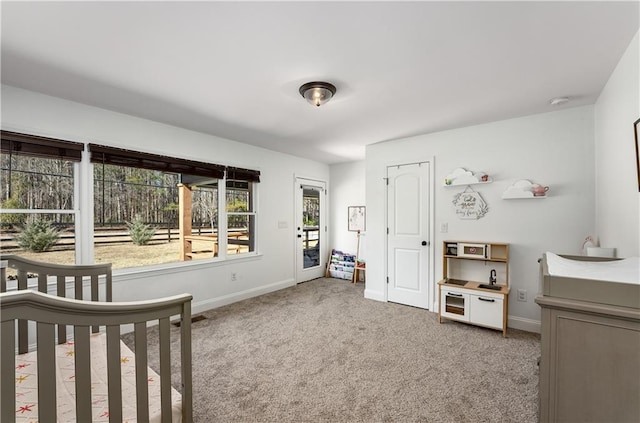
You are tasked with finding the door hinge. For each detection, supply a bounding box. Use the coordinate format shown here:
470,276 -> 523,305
386,277 -> 389,284
387,227 -> 389,235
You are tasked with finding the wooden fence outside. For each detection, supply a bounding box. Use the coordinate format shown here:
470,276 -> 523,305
0,223 -> 217,251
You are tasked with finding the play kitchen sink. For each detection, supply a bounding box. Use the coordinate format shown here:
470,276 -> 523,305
478,283 -> 502,291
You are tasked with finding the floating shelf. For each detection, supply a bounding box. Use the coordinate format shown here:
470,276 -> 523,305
444,167 -> 492,186
502,179 -> 549,199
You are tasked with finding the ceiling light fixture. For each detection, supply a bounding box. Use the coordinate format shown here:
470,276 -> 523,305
299,81 -> 336,107
549,96 -> 570,106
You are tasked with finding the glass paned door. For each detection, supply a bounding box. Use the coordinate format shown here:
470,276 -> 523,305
295,178 -> 326,283
302,187 -> 320,269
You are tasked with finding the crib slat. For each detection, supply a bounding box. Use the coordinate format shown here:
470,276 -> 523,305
134,322 -> 150,422
159,317 -> 172,422
17,269 -> 27,290
74,275 -> 82,300
181,300 -> 193,423
0,264 -> 6,293
57,275 -> 67,344
1,321 -> 16,423
56,275 -> 66,298
74,326 -> 92,422
91,274 -> 99,333
106,267 -> 113,302
91,274 -> 99,301
17,270 -> 28,354
37,322 -> 57,423
37,273 -> 47,293
106,325 -> 123,423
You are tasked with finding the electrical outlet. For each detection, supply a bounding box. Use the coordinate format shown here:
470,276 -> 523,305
517,289 -> 527,302
231,272 -> 237,282
440,223 -> 448,233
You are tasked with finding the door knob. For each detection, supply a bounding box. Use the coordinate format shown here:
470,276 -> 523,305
421,241 -> 427,246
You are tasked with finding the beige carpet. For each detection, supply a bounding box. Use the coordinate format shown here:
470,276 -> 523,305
132,277 -> 540,422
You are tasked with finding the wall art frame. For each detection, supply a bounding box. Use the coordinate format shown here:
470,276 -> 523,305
348,206 -> 366,232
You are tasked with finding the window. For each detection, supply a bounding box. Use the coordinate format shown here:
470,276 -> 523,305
2,133 -> 260,271
180,178 -> 219,261
1,131 -> 83,267
89,144 -> 260,268
93,163 -> 183,268
226,180 -> 256,255
225,167 -> 260,256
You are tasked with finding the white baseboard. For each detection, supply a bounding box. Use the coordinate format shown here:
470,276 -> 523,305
507,315 -> 541,333
192,278 -> 295,315
364,289 -> 385,302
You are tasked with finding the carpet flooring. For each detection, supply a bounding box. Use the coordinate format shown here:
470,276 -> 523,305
132,277 -> 541,422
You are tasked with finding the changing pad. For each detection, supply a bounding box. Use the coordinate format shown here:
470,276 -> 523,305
545,252 -> 639,285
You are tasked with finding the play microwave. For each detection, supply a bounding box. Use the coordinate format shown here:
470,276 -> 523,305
457,243 -> 490,259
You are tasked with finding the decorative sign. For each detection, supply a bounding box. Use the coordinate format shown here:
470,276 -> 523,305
452,187 -> 488,220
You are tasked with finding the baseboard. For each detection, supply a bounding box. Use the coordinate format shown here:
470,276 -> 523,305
507,315 -> 541,333
192,278 -> 295,315
364,288 -> 385,302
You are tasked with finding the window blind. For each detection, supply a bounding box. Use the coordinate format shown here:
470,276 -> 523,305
226,166 -> 261,182
1,130 -> 84,161
88,144 -> 225,179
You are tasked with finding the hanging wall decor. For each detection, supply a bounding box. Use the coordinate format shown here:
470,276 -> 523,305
348,206 -> 366,232
452,186 -> 489,219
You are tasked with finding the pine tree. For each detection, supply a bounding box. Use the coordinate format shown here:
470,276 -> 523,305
15,218 -> 60,252
126,216 -> 156,246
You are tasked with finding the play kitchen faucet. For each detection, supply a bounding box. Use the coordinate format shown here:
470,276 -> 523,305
489,269 -> 497,285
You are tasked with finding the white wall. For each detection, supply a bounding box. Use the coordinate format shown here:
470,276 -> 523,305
329,161 -> 366,257
594,31 -> 640,258
1,85 -> 330,313
365,106 -> 596,332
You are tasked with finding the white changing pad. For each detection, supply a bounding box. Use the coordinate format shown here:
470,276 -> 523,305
14,332 -> 182,422
546,252 -> 640,285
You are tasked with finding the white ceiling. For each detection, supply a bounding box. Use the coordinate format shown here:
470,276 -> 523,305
2,1 -> 638,164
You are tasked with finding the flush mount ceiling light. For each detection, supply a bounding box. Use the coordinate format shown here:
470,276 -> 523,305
549,96 -> 570,106
299,81 -> 336,107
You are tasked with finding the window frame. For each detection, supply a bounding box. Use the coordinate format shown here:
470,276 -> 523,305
2,132 -> 261,271
223,180 -> 258,258
88,143 -> 260,268
1,131 -> 84,264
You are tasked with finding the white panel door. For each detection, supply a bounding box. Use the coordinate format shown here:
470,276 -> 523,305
387,163 -> 430,309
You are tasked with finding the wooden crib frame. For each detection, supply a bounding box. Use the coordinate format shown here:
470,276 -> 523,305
0,255 -> 193,423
